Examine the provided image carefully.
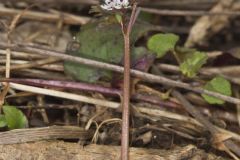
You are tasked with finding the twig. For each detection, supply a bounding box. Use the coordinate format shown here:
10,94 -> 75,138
0,43 -> 240,104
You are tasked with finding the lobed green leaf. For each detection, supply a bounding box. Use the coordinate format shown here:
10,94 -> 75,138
202,76 -> 232,104
180,51 -> 208,77
147,33 -> 179,58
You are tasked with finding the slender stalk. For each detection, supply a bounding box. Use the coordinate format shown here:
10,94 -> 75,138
121,33 -> 131,160
121,3 -> 138,160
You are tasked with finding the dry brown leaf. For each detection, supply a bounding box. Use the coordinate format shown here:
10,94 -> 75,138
185,0 -> 235,47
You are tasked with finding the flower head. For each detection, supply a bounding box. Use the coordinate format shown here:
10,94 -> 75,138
101,0 -> 130,11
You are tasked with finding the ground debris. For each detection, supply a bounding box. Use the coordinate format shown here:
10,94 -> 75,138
0,141 -> 227,160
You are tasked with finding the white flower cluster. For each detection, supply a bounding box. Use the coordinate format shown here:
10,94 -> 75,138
101,0 -> 130,11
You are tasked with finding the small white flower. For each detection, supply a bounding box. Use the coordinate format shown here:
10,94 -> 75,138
101,0 -> 130,11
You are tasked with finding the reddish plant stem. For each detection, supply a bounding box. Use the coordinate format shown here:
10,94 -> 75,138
121,3 -> 138,160
121,33 -> 131,160
0,78 -> 121,95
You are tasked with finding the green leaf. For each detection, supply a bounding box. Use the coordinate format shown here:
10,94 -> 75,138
3,105 -> 28,129
0,115 -> 7,128
147,33 -> 179,58
202,76 -> 232,104
180,51 -> 208,77
64,19 -> 153,82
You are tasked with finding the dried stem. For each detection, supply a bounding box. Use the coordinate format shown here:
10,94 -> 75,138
0,57 -> 60,72
0,43 -> 240,105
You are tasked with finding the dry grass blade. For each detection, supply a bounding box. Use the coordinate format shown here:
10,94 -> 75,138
0,5 -> 91,25
9,83 -> 120,109
0,126 -> 91,145
0,58 -> 60,72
